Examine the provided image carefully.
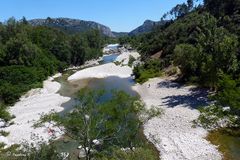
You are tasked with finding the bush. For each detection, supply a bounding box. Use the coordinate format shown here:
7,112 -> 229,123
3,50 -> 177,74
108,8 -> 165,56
133,60 -> 163,83
0,131 -> 10,137
0,104 -> 12,121
128,55 -> 136,67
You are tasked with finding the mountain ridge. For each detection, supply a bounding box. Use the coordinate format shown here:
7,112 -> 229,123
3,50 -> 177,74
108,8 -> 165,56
28,17 -> 167,37
29,17 -> 115,37
128,19 -> 167,36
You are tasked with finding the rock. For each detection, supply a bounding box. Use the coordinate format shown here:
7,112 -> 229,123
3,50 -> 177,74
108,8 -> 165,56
60,152 -> 69,160
129,20 -> 168,36
92,139 -> 101,145
222,106 -> 230,112
0,119 -> 6,128
29,18 -> 115,37
78,148 -> 86,158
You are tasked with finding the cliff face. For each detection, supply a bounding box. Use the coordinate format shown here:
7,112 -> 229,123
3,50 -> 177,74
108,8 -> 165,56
129,20 -> 167,36
29,18 -> 115,37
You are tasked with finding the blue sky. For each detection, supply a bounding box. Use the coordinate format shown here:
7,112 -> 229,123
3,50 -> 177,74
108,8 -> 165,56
1,0 -> 192,32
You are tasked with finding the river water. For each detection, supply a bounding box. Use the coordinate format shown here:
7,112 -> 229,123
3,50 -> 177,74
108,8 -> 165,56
208,129 -> 240,160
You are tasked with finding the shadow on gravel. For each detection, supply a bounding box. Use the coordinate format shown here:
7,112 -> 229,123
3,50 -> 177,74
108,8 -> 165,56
157,80 -> 183,89
161,85 -> 210,109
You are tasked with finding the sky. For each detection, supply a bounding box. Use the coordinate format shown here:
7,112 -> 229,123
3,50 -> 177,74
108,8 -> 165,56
0,0 -> 190,32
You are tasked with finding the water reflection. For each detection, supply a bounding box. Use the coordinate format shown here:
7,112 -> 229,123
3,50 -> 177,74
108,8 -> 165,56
57,76 -> 137,114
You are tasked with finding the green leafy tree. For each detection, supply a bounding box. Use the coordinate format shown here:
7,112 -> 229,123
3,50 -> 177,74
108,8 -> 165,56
173,43 -> 199,80
70,34 -> 87,65
215,74 -> 240,112
38,89 -> 144,160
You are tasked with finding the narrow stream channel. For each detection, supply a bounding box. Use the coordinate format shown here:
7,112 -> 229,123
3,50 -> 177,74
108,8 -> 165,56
208,129 -> 240,160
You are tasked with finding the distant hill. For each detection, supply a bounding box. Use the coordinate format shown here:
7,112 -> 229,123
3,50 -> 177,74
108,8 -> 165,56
129,20 -> 167,36
112,31 -> 129,37
29,17 -> 115,37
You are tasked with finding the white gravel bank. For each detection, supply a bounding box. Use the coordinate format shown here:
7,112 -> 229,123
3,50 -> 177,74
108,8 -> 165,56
68,63 -> 133,81
115,51 -> 140,65
133,78 -> 222,160
0,74 -> 70,147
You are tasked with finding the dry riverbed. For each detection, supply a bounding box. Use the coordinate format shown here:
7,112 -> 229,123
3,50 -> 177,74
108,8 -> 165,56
133,78 -> 222,160
0,50 -> 222,160
0,73 -> 70,147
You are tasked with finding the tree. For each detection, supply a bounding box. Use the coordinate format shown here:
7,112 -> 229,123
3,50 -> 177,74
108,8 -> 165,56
4,34 -> 42,66
214,74 -> 240,112
0,43 -> 5,65
38,89 -> 144,160
21,16 -> 28,25
173,43 -> 199,80
70,34 -> 87,65
204,0 -> 240,18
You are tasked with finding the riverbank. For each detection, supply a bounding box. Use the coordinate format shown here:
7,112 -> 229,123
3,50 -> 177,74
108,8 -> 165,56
0,74 -> 70,147
133,78 -> 222,160
67,51 -> 140,81
0,49 -> 223,159
68,63 -> 132,81
67,51 -> 222,159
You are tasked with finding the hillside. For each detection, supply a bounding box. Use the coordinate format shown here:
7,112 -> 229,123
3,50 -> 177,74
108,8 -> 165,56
29,17 -> 115,37
129,20 -> 167,36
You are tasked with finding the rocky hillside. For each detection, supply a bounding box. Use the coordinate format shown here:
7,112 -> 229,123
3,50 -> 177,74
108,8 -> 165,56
129,20 -> 167,36
29,17 -> 115,37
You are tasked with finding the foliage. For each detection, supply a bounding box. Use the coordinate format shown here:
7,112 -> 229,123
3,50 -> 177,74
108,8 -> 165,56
119,0 -> 240,132
0,103 -> 11,121
0,66 -> 45,105
194,105 -> 239,129
162,0 -> 196,19
96,147 -> 158,160
124,1 -> 240,90
128,55 -> 136,67
0,18 -> 105,117
133,60 -> 163,83
20,142 -> 61,160
0,131 -> 9,137
173,44 -> 199,80
36,89 -> 159,160
214,74 -> 240,113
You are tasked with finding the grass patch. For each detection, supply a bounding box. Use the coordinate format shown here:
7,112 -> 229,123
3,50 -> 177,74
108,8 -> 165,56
0,131 -> 9,137
0,104 -> 12,122
114,61 -> 121,66
193,105 -> 239,129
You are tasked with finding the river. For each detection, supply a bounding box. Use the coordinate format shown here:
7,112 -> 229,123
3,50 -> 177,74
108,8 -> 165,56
53,53 -> 240,160
52,53 -> 139,158
208,129 -> 240,160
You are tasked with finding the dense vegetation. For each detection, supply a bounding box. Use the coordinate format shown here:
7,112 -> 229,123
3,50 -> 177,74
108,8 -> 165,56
120,0 -> 240,120
0,17 -> 105,117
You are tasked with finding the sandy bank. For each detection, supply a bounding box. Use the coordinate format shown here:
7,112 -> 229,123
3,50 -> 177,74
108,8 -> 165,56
68,51 -> 140,81
115,51 -> 140,65
0,74 -> 70,147
133,78 -> 222,160
68,63 -> 133,81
